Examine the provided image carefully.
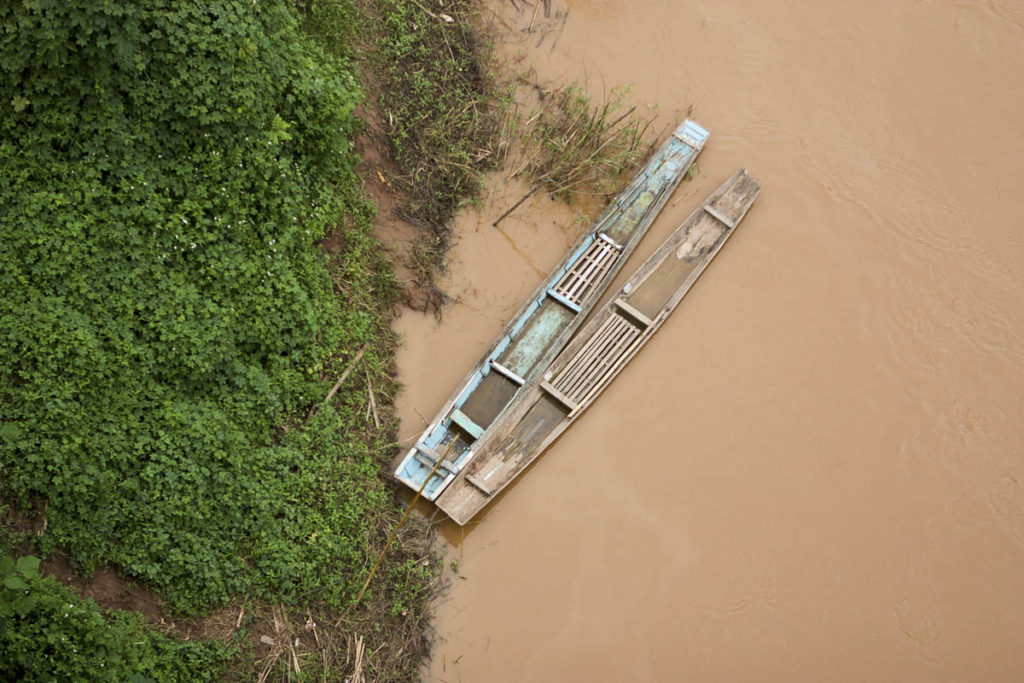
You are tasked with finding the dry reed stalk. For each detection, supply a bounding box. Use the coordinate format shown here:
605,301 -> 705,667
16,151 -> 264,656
351,634 -> 366,683
307,343 -> 369,419
256,643 -> 282,683
366,369 -> 381,429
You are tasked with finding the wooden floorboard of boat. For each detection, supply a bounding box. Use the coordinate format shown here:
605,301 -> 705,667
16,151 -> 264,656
435,168 -> 761,524
395,120 -> 710,501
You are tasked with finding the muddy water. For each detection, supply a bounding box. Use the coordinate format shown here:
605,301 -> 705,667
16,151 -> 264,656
393,1 -> 1024,680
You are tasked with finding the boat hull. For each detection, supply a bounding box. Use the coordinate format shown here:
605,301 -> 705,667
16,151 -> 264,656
436,168 -> 762,524
395,120 -> 710,500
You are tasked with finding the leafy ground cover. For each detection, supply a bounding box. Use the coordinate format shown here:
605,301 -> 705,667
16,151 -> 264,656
1,553 -> 230,682
356,0 -> 508,290
0,0 -> 436,679
1,0 -> 382,614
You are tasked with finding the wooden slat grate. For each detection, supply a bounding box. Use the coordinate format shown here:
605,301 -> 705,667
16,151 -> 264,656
552,313 -> 642,405
550,236 -> 620,307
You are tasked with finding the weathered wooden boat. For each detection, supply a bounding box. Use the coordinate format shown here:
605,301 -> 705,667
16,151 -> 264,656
435,168 -> 761,523
394,120 -> 710,500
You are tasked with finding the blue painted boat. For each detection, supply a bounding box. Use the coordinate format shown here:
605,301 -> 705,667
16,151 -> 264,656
394,120 -> 709,500
436,168 -> 762,524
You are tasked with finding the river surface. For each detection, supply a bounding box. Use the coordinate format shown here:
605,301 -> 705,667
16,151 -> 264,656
392,1 -> 1024,680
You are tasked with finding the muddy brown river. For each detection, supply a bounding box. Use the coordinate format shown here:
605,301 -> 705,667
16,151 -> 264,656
392,1 -> 1023,680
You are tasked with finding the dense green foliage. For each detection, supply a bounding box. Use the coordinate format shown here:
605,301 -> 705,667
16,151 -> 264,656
1,554 -> 230,681
0,0 -> 397,613
298,0 -> 363,63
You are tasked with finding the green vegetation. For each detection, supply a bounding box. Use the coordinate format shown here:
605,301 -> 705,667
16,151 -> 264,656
372,0 -> 506,249
0,0 -> 661,679
1,554 -> 230,682
0,0 -> 387,614
1,0 -> 436,679
297,0 -> 363,63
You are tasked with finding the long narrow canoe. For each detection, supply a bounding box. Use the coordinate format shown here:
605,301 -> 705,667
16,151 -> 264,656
435,168 -> 761,524
395,120 -> 710,500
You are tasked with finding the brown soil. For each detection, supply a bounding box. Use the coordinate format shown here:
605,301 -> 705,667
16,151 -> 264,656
2,504 -> 174,630
43,554 -> 240,643
351,96 -> 445,314
42,552 -> 166,624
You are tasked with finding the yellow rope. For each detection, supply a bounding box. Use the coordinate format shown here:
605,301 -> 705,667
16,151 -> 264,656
352,436 -> 459,606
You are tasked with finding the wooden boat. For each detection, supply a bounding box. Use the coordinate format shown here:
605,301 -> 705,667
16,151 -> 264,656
394,120 -> 710,500
435,168 -> 761,524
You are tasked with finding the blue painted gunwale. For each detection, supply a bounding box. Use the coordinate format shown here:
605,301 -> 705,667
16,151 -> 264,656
434,168 -> 763,524
395,120 -> 709,500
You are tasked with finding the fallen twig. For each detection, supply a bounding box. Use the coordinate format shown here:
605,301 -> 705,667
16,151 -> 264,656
307,343 -> 369,419
492,186 -> 539,226
351,635 -> 365,683
366,370 -> 381,429
412,0 -> 453,23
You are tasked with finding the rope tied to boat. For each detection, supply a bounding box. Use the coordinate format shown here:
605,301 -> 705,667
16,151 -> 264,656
350,435 -> 460,609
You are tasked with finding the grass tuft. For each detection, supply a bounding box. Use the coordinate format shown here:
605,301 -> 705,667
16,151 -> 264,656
373,0 -> 507,236
517,82 -> 656,202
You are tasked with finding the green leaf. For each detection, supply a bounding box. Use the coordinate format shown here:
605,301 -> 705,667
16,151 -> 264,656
4,574 -> 29,591
0,423 -> 21,442
0,556 -> 14,575
16,555 -> 41,578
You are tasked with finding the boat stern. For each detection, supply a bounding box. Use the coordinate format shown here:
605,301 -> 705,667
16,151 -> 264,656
394,445 -> 456,501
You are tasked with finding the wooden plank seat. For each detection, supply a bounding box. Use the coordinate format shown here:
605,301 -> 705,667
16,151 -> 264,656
546,287 -> 582,313
466,473 -> 495,496
551,313 -> 642,406
548,234 -> 622,308
613,298 -> 654,327
539,380 -> 580,411
489,359 -> 525,386
703,203 -> 737,228
449,408 -> 485,440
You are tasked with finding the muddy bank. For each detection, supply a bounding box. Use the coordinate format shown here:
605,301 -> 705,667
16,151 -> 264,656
392,1 -> 1024,681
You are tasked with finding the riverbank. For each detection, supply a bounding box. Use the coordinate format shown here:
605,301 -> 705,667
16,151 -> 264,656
1,1 -> 484,679
0,1 -> 675,679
